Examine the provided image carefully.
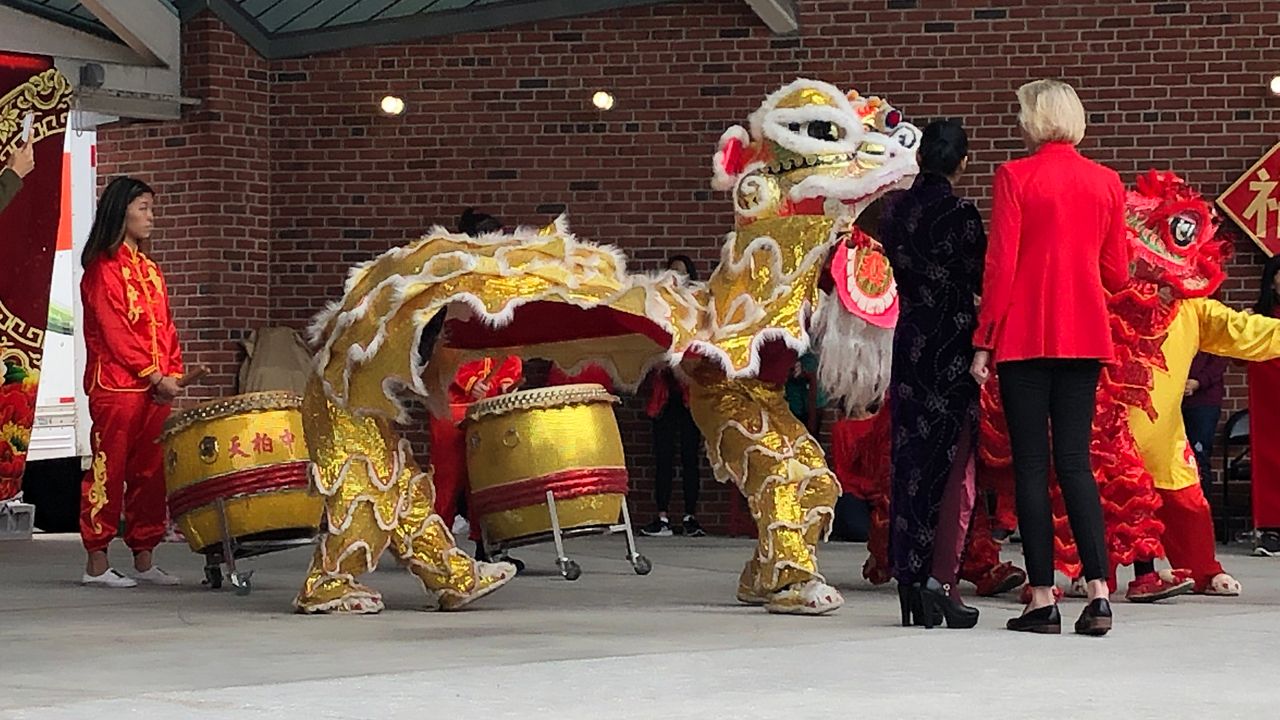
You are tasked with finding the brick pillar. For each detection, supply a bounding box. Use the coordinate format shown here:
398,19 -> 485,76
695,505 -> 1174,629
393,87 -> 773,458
96,11 -> 270,403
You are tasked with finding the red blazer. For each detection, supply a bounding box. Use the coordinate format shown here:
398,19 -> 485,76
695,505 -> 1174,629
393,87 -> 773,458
975,142 -> 1130,362
82,244 -> 184,394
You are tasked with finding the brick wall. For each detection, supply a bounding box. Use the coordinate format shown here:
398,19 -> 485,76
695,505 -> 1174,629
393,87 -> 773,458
96,14 -> 273,402
97,1 -> 1280,533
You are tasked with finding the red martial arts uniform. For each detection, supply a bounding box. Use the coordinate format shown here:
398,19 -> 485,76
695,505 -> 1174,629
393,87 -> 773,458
79,244 -> 183,554
430,356 -> 523,530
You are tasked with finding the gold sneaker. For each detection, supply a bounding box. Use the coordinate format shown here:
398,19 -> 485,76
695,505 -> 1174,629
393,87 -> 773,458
294,577 -> 385,615
438,561 -> 517,611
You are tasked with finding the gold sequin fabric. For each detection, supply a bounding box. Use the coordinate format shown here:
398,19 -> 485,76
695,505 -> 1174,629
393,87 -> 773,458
310,221 -> 686,421
675,215 -> 835,375
307,215 -> 846,605
684,363 -> 838,594
294,378 -> 484,613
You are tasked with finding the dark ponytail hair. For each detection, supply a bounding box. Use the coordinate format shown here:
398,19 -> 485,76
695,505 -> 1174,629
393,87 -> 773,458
918,119 -> 969,177
1256,255 -> 1280,318
82,176 -> 154,268
458,208 -> 503,237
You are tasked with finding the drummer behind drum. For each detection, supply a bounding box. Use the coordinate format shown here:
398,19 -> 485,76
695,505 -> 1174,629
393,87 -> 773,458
78,177 -> 187,589
431,355 -> 524,556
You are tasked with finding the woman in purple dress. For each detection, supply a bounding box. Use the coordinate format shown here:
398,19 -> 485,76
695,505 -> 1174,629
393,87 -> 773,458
880,120 -> 986,629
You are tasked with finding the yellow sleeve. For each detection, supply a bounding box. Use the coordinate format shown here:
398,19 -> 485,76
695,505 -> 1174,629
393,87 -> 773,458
1194,297 -> 1280,362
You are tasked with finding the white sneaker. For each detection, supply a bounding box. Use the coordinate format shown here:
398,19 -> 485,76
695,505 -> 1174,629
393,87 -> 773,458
82,569 -> 138,588
133,566 -> 181,586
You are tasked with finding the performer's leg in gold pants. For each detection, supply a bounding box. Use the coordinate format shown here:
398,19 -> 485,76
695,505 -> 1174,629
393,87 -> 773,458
685,371 -> 843,615
294,379 -> 513,614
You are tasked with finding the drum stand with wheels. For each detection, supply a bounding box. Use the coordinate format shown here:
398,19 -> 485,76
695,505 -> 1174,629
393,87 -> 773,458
200,496 -> 318,596
484,490 -> 652,581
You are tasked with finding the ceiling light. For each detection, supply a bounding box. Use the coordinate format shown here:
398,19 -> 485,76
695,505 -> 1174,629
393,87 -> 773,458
380,95 -> 405,116
592,91 -> 615,111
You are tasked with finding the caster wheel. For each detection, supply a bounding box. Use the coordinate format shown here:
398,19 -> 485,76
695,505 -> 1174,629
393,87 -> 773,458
230,571 -> 253,596
204,565 -> 223,589
631,555 -> 652,576
558,559 -> 582,581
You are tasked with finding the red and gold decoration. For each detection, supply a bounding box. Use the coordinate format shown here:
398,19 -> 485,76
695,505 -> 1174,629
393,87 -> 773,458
1217,141 -> 1280,257
0,53 -> 73,502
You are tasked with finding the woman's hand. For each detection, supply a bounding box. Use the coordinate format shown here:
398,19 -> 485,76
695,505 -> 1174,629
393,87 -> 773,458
970,350 -> 992,385
470,379 -> 490,400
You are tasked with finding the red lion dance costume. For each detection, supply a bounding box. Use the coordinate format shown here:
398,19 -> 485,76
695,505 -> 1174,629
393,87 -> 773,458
992,170 -> 1280,599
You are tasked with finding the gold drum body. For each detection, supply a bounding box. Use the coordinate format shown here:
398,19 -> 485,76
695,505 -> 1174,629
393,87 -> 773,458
465,384 -> 628,546
160,391 -> 321,554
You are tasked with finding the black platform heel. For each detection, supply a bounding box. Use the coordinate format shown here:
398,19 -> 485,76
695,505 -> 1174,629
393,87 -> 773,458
897,583 -> 915,627
920,577 -> 980,629
897,583 -> 943,627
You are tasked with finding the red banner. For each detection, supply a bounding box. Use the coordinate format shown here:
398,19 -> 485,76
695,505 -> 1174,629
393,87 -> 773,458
0,53 -> 73,502
1218,141 -> 1280,257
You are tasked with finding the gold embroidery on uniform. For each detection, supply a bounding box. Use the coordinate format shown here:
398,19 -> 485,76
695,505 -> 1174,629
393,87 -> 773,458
87,437 -> 109,533
146,263 -> 163,294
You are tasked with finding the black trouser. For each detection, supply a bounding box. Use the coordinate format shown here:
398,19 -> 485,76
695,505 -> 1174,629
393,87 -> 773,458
652,401 -> 702,516
999,359 -> 1108,586
1183,404 -> 1221,489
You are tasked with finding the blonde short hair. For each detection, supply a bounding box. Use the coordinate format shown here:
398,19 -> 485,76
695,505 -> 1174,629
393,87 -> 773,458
1017,79 -> 1086,146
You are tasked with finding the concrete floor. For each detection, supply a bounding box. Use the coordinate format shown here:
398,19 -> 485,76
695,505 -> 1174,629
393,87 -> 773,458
1,533 -> 1277,719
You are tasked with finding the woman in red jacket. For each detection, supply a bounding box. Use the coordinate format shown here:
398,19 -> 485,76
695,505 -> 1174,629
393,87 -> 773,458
79,177 -> 186,588
971,80 -> 1130,635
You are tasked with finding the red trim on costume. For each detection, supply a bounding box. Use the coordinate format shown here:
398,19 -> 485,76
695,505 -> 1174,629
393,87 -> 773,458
469,468 -> 628,516
166,461 -> 310,519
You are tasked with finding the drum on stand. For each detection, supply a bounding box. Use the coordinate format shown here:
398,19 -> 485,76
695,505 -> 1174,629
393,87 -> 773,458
464,383 -> 650,579
160,391 -> 322,593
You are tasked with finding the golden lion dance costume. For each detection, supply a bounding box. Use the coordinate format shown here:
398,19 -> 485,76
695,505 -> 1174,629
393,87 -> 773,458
987,171 -> 1280,599
297,78 -> 921,616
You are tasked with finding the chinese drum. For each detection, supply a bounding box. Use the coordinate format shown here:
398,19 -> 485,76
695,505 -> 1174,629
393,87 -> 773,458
464,384 -> 628,545
160,391 -> 321,554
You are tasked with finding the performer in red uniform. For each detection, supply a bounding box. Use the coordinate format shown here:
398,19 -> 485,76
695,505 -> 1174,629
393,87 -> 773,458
79,177 -> 185,588
430,355 -> 523,541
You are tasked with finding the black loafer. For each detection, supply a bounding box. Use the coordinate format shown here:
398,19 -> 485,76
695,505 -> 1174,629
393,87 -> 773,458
1006,604 -> 1061,634
1074,598 -> 1113,636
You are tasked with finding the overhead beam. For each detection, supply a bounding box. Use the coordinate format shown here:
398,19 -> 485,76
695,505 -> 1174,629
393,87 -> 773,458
744,0 -> 799,35
0,3 -> 193,121
80,0 -> 181,68
0,5 -> 144,66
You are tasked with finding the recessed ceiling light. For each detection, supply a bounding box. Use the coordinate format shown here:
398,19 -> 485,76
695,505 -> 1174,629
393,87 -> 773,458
380,95 -> 405,116
592,91 -> 615,111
